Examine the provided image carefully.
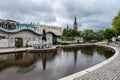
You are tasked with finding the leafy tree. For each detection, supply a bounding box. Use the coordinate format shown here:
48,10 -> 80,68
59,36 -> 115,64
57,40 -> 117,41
95,30 -> 105,41
71,30 -> 80,37
80,29 -> 105,42
61,36 -> 73,41
61,29 -> 80,41
112,11 -> 120,35
80,29 -> 94,42
62,29 -> 71,36
104,28 -> 117,42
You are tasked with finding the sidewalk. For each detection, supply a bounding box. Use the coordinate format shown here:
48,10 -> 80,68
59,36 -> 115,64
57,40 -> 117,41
74,45 -> 120,80
0,47 -> 28,54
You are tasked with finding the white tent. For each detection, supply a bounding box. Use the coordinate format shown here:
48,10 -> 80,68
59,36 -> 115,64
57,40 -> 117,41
117,35 -> 120,38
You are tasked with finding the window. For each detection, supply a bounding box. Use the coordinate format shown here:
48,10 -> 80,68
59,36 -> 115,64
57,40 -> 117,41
10,37 -> 14,42
32,37 -> 36,41
25,37 -> 27,40
0,36 -> 5,39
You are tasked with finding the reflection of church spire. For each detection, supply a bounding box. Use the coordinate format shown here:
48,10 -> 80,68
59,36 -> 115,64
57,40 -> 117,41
73,50 -> 78,66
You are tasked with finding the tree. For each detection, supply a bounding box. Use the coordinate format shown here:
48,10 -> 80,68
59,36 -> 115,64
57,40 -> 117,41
71,30 -> 80,37
112,11 -> 120,35
104,28 -> 117,42
61,29 -> 80,41
62,29 -> 71,37
95,30 -> 105,41
80,29 -> 94,42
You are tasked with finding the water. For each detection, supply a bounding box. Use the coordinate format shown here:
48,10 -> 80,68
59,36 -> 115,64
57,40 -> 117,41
0,45 -> 114,80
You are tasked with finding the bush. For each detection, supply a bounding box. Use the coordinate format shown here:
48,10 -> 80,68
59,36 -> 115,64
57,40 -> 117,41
61,42 -> 69,45
90,40 -> 98,43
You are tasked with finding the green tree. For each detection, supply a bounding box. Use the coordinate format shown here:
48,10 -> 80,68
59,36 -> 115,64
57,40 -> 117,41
61,29 -> 80,41
95,30 -> 105,41
80,29 -> 94,42
104,28 -> 117,42
62,29 -> 71,36
71,30 -> 80,37
112,11 -> 120,35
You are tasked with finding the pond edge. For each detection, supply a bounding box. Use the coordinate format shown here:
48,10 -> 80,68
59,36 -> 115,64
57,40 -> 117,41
58,44 -> 119,80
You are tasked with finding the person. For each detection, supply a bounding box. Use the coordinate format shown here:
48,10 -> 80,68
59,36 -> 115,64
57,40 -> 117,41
26,43 -> 28,47
26,40 -> 29,47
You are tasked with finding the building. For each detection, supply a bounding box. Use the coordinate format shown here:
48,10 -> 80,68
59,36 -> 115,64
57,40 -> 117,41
73,15 -> 78,31
16,23 -> 37,31
36,23 -> 62,35
0,28 -> 60,48
0,19 -> 19,30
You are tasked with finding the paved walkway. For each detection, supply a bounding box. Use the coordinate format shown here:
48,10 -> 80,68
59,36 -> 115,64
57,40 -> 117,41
0,47 -> 29,54
74,45 -> 120,80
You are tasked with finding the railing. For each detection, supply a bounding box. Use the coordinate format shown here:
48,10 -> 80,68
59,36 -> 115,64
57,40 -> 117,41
33,43 -> 52,49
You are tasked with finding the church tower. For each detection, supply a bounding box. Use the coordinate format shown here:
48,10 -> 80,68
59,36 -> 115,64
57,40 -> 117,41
73,15 -> 78,31
67,24 -> 69,30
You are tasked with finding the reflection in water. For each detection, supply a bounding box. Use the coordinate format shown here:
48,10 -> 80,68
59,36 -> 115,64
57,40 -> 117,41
42,53 -> 47,70
80,45 -> 95,56
73,49 -> 78,65
62,45 -> 95,56
0,53 -> 36,71
62,45 -> 114,68
0,51 -> 58,72
0,45 -> 114,80
96,46 -> 115,59
62,47 -> 79,66
15,53 -> 23,60
17,63 -> 36,73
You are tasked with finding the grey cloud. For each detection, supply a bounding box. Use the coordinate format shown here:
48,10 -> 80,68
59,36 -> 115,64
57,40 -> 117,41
0,0 -> 55,23
0,0 -> 120,31
0,0 -> 53,13
56,0 -> 120,30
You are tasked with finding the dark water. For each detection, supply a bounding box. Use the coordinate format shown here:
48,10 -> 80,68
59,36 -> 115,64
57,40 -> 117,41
0,45 -> 114,80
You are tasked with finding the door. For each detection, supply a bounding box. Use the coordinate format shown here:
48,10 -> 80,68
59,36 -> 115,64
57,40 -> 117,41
15,37 -> 23,48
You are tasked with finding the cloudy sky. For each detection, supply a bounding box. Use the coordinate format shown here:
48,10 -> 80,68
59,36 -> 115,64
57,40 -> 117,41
0,0 -> 120,31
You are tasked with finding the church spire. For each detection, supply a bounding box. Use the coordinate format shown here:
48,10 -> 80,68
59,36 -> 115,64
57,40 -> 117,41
73,15 -> 78,31
67,24 -> 69,30
74,15 -> 77,24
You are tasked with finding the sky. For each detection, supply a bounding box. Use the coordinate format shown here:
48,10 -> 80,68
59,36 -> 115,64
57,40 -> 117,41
0,0 -> 120,31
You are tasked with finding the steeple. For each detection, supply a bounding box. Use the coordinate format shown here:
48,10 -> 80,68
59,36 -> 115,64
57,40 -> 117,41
73,15 -> 78,31
67,24 -> 69,30
74,15 -> 77,24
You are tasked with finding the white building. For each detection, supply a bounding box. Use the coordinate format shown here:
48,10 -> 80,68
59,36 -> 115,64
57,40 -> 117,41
36,23 -> 62,36
0,28 -> 60,48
